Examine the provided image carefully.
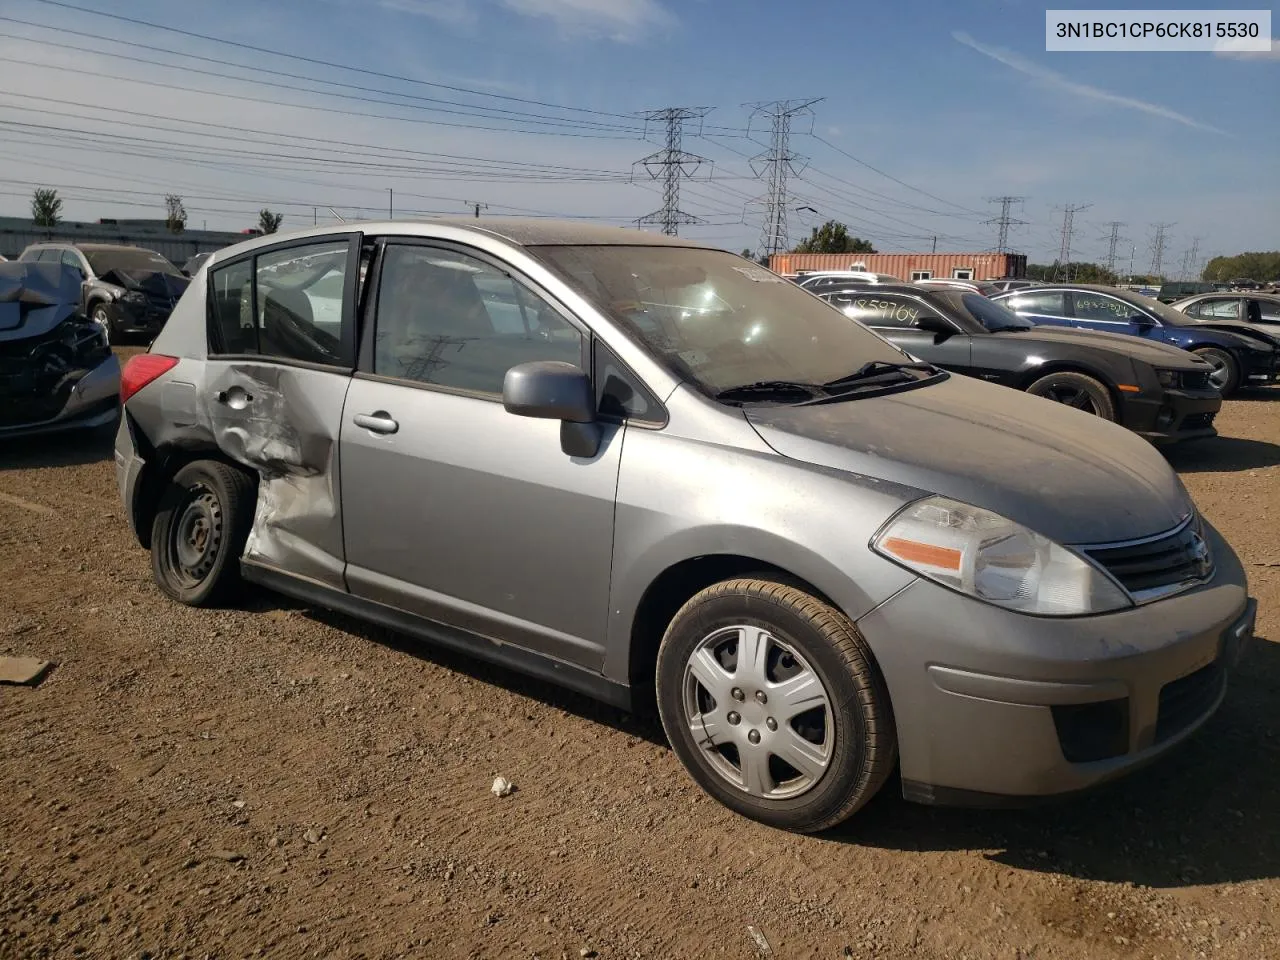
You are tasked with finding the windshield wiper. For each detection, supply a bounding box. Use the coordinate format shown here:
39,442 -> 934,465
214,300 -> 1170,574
822,360 -> 940,389
715,380 -> 826,403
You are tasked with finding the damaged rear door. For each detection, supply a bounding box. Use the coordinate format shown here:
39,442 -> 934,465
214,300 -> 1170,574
203,233 -> 363,591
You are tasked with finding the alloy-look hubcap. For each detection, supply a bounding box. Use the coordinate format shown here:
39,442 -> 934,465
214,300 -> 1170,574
682,625 -> 834,800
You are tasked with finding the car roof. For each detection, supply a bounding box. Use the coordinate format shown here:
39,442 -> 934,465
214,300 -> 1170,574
814,283 -> 945,298
27,242 -> 157,253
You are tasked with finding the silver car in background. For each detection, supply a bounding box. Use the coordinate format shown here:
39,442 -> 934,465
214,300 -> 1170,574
114,220 -> 1255,832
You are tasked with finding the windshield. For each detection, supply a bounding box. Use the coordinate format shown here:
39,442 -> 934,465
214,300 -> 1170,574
532,245 -> 911,396
1124,291 -> 1202,326
956,292 -> 1030,331
85,248 -> 181,277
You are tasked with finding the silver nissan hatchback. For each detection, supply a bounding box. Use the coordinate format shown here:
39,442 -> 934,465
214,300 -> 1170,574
115,221 -> 1255,832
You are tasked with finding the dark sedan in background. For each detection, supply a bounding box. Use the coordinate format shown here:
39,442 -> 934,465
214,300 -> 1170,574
18,242 -> 190,344
816,284 -> 1221,444
991,284 -> 1280,396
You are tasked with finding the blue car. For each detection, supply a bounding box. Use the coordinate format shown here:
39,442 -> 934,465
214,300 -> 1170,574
991,284 -> 1280,396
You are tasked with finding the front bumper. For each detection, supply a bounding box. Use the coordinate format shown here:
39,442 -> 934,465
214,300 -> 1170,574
1241,351 -> 1280,386
0,353 -> 121,439
105,300 -> 172,336
856,519 -> 1252,803
1120,386 -> 1221,444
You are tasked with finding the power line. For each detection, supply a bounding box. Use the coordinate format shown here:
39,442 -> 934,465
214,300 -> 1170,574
748,99 -> 822,259
634,107 -> 712,236
984,197 -> 1027,254
809,134 -> 985,216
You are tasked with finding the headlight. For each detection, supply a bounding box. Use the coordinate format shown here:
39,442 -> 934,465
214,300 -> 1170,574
871,496 -> 1132,616
119,290 -> 147,303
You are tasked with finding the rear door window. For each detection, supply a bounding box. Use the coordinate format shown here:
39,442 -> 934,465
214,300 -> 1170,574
207,236 -> 357,366
1072,292 -> 1137,322
1002,291 -> 1066,316
1198,298 -> 1242,320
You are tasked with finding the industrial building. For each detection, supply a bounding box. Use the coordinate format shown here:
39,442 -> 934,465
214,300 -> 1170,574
769,252 -> 1027,281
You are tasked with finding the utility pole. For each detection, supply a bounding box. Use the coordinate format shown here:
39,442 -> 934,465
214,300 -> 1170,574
1101,220 -> 1126,277
388,188 -> 393,220
747,98 -> 823,261
1149,222 -> 1174,279
633,107 -> 712,236
984,196 -> 1027,254
931,236 -> 937,253
464,201 -> 488,218
1179,236 -> 1201,281
1052,203 -> 1091,282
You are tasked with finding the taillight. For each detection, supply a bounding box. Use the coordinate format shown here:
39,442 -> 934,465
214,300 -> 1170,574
120,354 -> 179,404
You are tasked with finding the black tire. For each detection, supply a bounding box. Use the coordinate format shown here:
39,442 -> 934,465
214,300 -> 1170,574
655,578 -> 897,833
1191,346 -> 1240,396
90,302 -> 115,344
150,460 -> 256,607
1025,371 -> 1116,420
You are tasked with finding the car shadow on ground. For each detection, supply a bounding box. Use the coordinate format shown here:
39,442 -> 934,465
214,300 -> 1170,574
834,633 -> 1280,888
0,424 -> 117,471
1234,387 -> 1280,401
289,595 -> 1279,887
1165,435 -> 1280,473
297,605 -> 669,746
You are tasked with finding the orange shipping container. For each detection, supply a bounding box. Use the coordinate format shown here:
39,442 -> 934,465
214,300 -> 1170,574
769,252 -> 1026,281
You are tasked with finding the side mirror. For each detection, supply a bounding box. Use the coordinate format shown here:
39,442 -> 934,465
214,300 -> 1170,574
1130,315 -> 1155,330
915,315 -> 954,340
502,360 -> 601,458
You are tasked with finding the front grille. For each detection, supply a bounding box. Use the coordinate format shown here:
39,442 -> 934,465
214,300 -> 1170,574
1181,370 -> 1212,391
1052,698 -> 1130,762
1155,663 -> 1224,742
1084,516 -> 1213,596
1181,411 -> 1216,431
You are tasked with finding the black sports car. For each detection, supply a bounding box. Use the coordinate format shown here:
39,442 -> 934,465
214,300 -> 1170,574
813,284 -> 1221,444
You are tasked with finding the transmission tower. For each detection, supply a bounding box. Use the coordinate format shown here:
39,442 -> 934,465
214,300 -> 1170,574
1178,237 -> 1202,281
1101,221 -> 1126,277
633,107 -> 712,236
1052,203 -> 1091,281
1149,222 -> 1174,278
747,98 -> 823,260
984,196 -> 1027,253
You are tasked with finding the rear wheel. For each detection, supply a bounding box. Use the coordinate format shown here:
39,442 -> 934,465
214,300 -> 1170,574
656,578 -> 897,833
150,460 -> 256,607
1191,347 -> 1239,396
1026,371 -> 1116,420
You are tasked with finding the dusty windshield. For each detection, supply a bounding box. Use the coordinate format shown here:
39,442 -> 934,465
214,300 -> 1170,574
532,245 -> 911,395
85,248 -> 181,276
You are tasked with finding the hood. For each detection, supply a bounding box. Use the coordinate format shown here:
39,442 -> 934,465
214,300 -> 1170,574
0,261 -> 83,340
746,376 -> 1191,545
991,325 -> 1209,368
1183,320 -> 1279,350
98,268 -> 190,301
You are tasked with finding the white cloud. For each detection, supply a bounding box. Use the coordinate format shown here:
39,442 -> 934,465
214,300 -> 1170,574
378,0 -> 476,26
952,31 -> 1227,134
500,0 -> 674,41
1214,37 -> 1280,60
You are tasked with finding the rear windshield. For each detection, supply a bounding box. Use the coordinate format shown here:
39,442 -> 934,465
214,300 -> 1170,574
84,248 -> 181,277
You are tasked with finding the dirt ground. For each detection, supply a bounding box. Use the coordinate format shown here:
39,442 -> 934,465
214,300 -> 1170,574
2,350 -> 1278,960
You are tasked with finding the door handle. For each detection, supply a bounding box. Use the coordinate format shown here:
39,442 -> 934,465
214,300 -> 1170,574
353,412 -> 399,435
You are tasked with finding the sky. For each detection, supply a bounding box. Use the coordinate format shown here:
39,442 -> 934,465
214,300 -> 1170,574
0,0 -> 1276,271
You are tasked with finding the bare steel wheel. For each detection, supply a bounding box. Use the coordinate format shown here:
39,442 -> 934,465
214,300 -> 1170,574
150,460 -> 256,607
683,624 -> 833,800
657,577 -> 896,833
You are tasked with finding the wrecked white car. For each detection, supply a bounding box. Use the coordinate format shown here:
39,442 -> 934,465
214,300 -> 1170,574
0,260 -> 120,440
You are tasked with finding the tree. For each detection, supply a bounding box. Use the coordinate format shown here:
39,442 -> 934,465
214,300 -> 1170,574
1026,261 -> 1118,285
31,188 -> 62,227
164,194 -> 187,234
792,220 -> 876,255
1202,252 -> 1280,283
258,209 -> 284,234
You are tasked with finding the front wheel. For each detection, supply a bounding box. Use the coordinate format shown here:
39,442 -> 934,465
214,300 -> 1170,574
655,578 -> 897,833
150,460 -> 256,607
1025,371 -> 1116,420
1191,347 -> 1240,396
